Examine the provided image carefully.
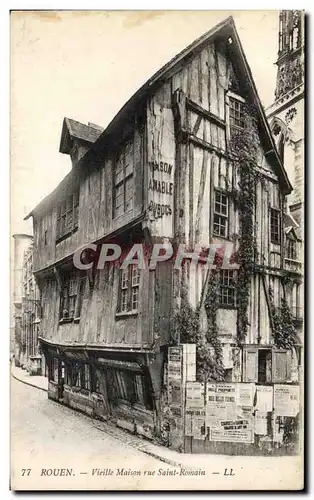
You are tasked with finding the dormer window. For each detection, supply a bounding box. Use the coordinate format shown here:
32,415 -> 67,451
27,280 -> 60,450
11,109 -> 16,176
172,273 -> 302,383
286,233 -> 298,260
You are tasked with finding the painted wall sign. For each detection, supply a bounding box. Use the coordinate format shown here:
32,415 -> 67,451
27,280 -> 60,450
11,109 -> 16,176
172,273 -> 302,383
274,385 -> 300,417
147,99 -> 176,238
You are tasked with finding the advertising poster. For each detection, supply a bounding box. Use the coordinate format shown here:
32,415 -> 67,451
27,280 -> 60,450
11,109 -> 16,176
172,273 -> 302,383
186,381 -> 205,409
254,412 -> 268,436
237,383 -> 255,407
205,384 -> 237,426
167,347 -> 182,381
210,419 -> 254,444
255,385 -> 273,412
274,385 -> 300,417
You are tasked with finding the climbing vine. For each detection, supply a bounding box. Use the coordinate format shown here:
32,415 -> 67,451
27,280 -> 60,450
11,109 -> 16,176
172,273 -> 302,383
229,104 -> 262,344
172,267 -> 224,383
268,286 -> 299,349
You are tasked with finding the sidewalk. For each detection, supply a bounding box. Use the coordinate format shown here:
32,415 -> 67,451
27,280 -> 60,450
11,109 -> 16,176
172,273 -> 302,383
11,364 -> 48,391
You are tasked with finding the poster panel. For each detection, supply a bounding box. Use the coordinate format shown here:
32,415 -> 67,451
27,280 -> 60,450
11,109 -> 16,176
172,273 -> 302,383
237,383 -> 255,406
274,385 -> 300,417
255,385 -> 273,412
254,411 -> 268,435
205,383 -> 237,425
186,381 -> 205,409
168,346 -> 182,381
210,419 -> 254,443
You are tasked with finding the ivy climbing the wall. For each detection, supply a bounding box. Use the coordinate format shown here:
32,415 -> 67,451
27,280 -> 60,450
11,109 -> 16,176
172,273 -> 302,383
229,104 -> 262,344
268,286 -> 299,349
172,263 -> 224,383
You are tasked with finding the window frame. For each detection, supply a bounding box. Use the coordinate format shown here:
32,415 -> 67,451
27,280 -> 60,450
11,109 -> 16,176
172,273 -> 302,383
59,271 -> 86,323
113,139 -> 134,218
111,369 -> 153,410
286,235 -> 298,260
219,269 -> 237,308
270,207 -> 282,245
56,190 -> 79,243
117,264 -> 140,315
213,189 -> 229,238
229,95 -> 245,131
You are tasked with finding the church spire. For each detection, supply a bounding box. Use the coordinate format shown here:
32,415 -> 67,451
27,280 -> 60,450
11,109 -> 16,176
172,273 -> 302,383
275,11 -> 304,101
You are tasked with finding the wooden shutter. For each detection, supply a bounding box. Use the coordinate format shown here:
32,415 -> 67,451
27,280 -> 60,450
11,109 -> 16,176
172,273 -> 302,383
243,348 -> 258,382
272,349 -> 291,383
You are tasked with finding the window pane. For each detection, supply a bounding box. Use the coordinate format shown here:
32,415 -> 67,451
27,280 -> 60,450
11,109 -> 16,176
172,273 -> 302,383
120,289 -> 128,312
121,268 -> 128,289
125,177 -> 133,212
132,287 -> 139,310
68,296 -> 76,318
124,141 -> 133,176
132,266 -> 140,286
115,169 -> 124,186
115,192 -> 124,210
66,210 -> 73,232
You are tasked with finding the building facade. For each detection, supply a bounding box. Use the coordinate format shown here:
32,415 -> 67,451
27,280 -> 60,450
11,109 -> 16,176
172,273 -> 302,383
266,9 -> 304,392
266,10 -> 304,232
13,235 -> 44,374
26,17 -> 302,454
12,233 -> 33,365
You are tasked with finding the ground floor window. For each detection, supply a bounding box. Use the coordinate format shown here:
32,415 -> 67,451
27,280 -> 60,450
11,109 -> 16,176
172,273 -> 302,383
48,357 -> 59,382
108,368 -> 153,410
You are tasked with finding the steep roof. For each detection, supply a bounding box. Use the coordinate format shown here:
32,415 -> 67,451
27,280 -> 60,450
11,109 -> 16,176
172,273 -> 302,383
59,118 -> 104,154
25,15 -> 292,220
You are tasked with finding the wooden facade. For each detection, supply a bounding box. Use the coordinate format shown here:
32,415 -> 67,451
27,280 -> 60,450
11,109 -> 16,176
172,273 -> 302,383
26,16 -> 302,451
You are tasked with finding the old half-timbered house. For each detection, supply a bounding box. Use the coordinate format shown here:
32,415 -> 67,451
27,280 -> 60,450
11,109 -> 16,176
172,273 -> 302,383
25,16 -> 301,454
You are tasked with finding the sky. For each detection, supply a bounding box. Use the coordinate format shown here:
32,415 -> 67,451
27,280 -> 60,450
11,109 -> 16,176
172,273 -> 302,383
10,10 -> 280,235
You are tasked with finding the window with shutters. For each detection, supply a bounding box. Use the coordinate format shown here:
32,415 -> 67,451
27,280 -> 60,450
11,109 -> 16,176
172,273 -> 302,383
59,271 -> 86,322
56,190 -> 79,242
243,348 -> 258,382
272,350 -> 291,383
117,265 -> 140,314
114,139 -> 134,217
257,349 -> 272,383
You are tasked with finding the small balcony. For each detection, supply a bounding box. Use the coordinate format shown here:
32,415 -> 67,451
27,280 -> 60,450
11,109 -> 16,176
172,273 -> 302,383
284,257 -> 302,274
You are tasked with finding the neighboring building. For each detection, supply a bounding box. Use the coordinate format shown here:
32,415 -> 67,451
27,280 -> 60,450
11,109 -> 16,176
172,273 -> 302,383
266,10 -> 304,233
21,242 -> 44,374
13,235 -> 44,374
26,17 -> 301,454
266,10 -> 304,386
12,233 -> 33,364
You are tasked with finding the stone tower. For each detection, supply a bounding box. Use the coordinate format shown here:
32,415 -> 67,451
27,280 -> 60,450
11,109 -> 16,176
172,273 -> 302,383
266,10 -> 304,230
